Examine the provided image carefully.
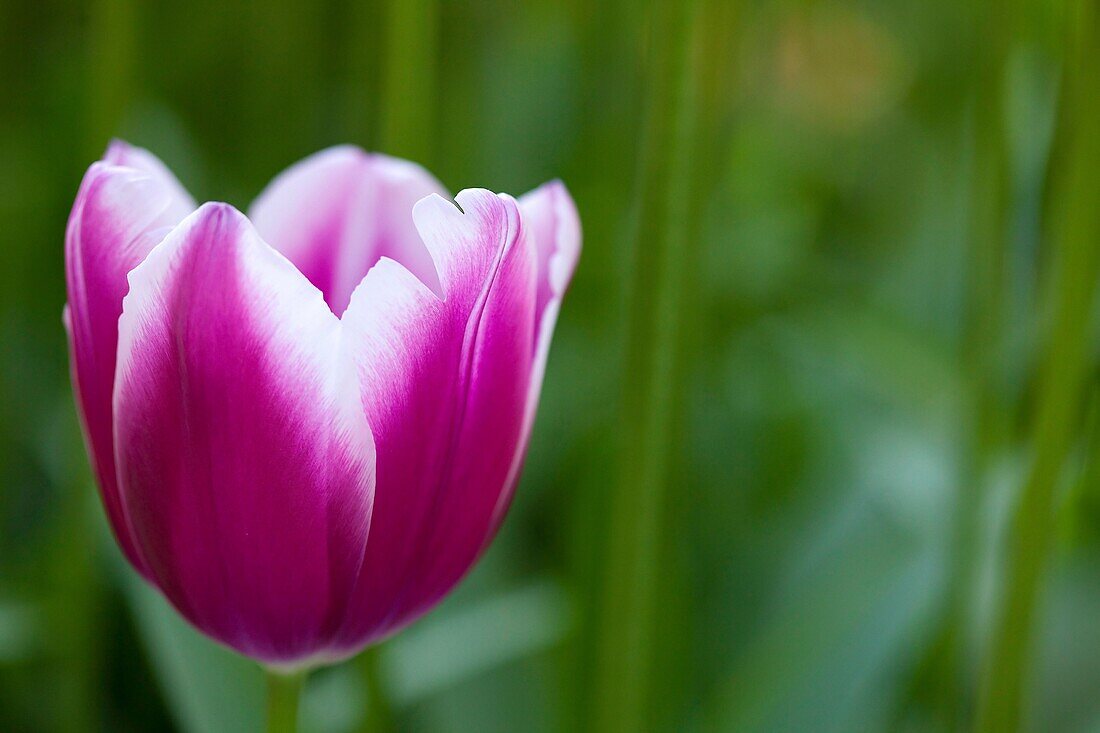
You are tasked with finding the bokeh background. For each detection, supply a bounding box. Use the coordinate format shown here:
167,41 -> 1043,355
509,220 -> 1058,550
2,0 -> 1099,731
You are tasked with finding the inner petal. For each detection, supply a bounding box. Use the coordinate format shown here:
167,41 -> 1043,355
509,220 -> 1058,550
249,146 -> 448,314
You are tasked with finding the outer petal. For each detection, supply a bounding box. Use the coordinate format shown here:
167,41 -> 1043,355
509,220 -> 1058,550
520,180 -> 581,333
490,181 -> 582,533
249,146 -> 448,315
113,203 -> 375,665
103,139 -> 197,216
333,189 -> 537,650
65,142 -> 195,574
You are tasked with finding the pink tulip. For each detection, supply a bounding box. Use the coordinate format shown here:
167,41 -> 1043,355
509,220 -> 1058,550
64,141 -> 580,667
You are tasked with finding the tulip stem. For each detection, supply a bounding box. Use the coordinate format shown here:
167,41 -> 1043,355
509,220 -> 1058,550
265,669 -> 304,733
975,2 -> 1100,730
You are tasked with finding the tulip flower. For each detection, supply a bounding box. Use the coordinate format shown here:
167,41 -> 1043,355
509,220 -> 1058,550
64,141 -> 580,669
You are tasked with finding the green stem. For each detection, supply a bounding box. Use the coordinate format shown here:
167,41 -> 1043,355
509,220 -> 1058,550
50,495 -> 104,733
380,0 -> 438,163
265,670 -> 304,733
87,0 -> 134,153
344,0 -> 379,146
357,646 -> 396,733
592,2 -> 700,731
918,1 -> 1011,728
962,0 -> 1011,505
975,3 -> 1100,731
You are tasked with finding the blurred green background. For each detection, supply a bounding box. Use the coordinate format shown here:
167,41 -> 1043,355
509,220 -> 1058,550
3,0 -> 1100,731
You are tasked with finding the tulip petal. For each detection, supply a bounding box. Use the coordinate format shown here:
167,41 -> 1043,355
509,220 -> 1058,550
334,189 -> 537,649
103,139 -> 197,217
113,203 -> 375,664
490,181 -> 582,533
65,143 -> 194,574
520,180 -> 582,334
249,146 -> 447,315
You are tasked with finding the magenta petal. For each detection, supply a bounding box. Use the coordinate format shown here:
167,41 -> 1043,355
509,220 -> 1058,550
64,144 -> 194,575
519,180 -> 581,333
249,146 -> 448,315
333,189 -> 538,649
103,139 -> 197,217
113,203 -> 375,664
490,181 -> 583,534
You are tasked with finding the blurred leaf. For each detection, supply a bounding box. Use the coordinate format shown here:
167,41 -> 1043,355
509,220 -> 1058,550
124,577 -> 264,733
705,504 -> 939,733
300,665 -> 365,733
1029,555 -> 1100,733
383,579 -> 570,706
0,600 -> 37,663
